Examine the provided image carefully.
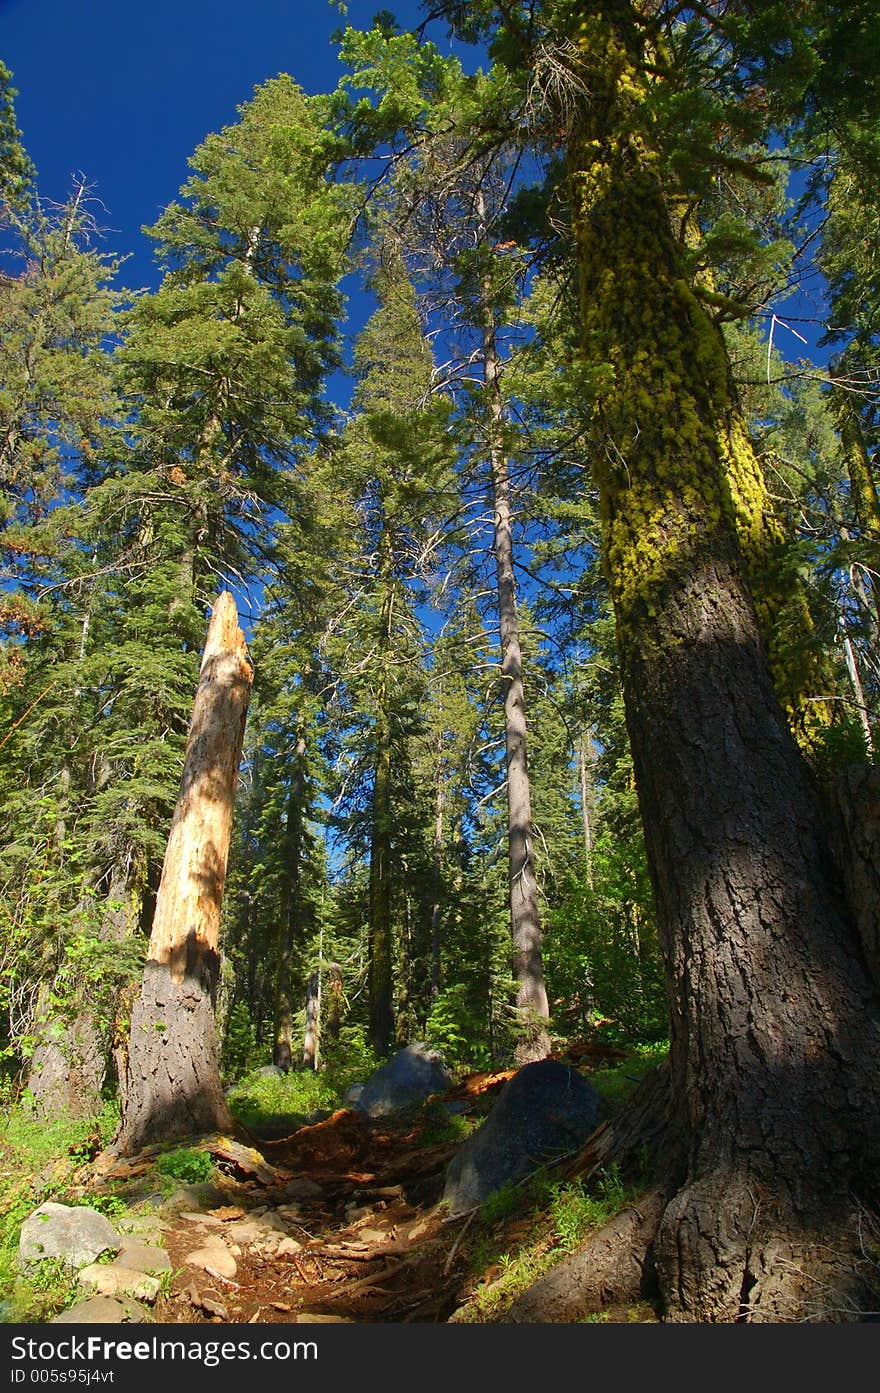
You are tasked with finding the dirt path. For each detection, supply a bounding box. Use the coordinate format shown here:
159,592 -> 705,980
89,1071 -> 515,1325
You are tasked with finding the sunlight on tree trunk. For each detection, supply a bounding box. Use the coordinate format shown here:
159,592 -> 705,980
117,592 -> 253,1153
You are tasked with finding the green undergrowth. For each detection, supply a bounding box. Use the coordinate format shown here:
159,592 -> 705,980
155,1146 -> 217,1185
453,1159 -> 655,1323
226,1028 -> 381,1136
586,1040 -> 668,1109
0,1092 -> 119,1321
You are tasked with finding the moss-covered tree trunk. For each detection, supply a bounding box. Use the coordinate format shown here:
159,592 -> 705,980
117,592 -> 252,1154
561,4 -> 880,1322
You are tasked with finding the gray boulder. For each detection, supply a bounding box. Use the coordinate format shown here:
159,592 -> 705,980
354,1043 -> 453,1118
19,1203 -> 120,1271
443,1059 -> 603,1217
52,1295 -> 150,1323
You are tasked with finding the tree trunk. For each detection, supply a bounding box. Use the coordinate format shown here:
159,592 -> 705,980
301,968 -> 320,1070
368,523 -> 396,1058
325,962 -> 343,1043
274,735 -> 308,1071
578,731 -> 595,889
483,310 -> 551,1066
559,6 -> 880,1322
27,861 -> 142,1121
116,592 -> 253,1153
26,985 -> 106,1121
369,716 -> 394,1056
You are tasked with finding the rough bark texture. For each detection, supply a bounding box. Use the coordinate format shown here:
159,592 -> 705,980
828,764 -> 880,992
27,863 -> 142,1120
117,592 -> 252,1154
368,526 -> 395,1058
27,1010 -> 106,1120
368,724 -> 394,1057
481,284 -> 550,1066
274,737 -> 308,1071
302,968 -> 320,1069
325,962 -> 343,1043
507,1192 -> 667,1321
558,4 -> 880,1322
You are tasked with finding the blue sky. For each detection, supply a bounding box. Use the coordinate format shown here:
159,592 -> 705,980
0,0 -> 436,292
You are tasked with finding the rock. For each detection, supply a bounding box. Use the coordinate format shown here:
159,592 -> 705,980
223,1220 -> 264,1243
162,1183 -> 228,1213
277,1236 -> 303,1256
443,1059 -> 604,1217
115,1238 -> 172,1273
19,1203 -> 120,1272
77,1265 -> 161,1304
342,1084 -> 364,1107
52,1296 -> 150,1324
185,1245 -> 237,1279
255,1065 -> 286,1078
354,1044 -> 454,1118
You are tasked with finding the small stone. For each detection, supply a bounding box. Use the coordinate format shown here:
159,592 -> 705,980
277,1236 -> 303,1256
185,1245 -> 237,1279
224,1220 -> 264,1243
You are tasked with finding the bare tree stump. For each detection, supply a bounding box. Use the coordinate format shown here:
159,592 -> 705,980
117,593 -> 253,1154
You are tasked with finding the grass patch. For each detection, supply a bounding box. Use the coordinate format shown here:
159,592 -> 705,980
588,1040 -> 667,1110
0,1095 -> 120,1322
454,1163 -> 643,1322
226,1030 -> 380,1136
416,1101 -> 479,1147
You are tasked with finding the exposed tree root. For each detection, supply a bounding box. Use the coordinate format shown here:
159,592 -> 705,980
505,1190 -> 666,1321
502,1063 -> 880,1323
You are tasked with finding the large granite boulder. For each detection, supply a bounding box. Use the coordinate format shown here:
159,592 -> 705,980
19,1203 -> 121,1271
443,1059 -> 604,1217
354,1043 -> 453,1118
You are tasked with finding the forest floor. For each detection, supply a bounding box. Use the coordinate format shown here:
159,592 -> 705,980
62,1046 -> 660,1325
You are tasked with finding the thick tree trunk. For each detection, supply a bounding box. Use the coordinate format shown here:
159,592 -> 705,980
26,988 -> 106,1121
27,861 -> 143,1120
480,270 -> 550,1066
117,592 -> 253,1154
828,763 -> 880,992
558,7 -> 880,1322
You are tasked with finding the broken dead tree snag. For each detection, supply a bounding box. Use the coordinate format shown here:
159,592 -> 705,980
117,592 -> 254,1155
147,590 -> 253,982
